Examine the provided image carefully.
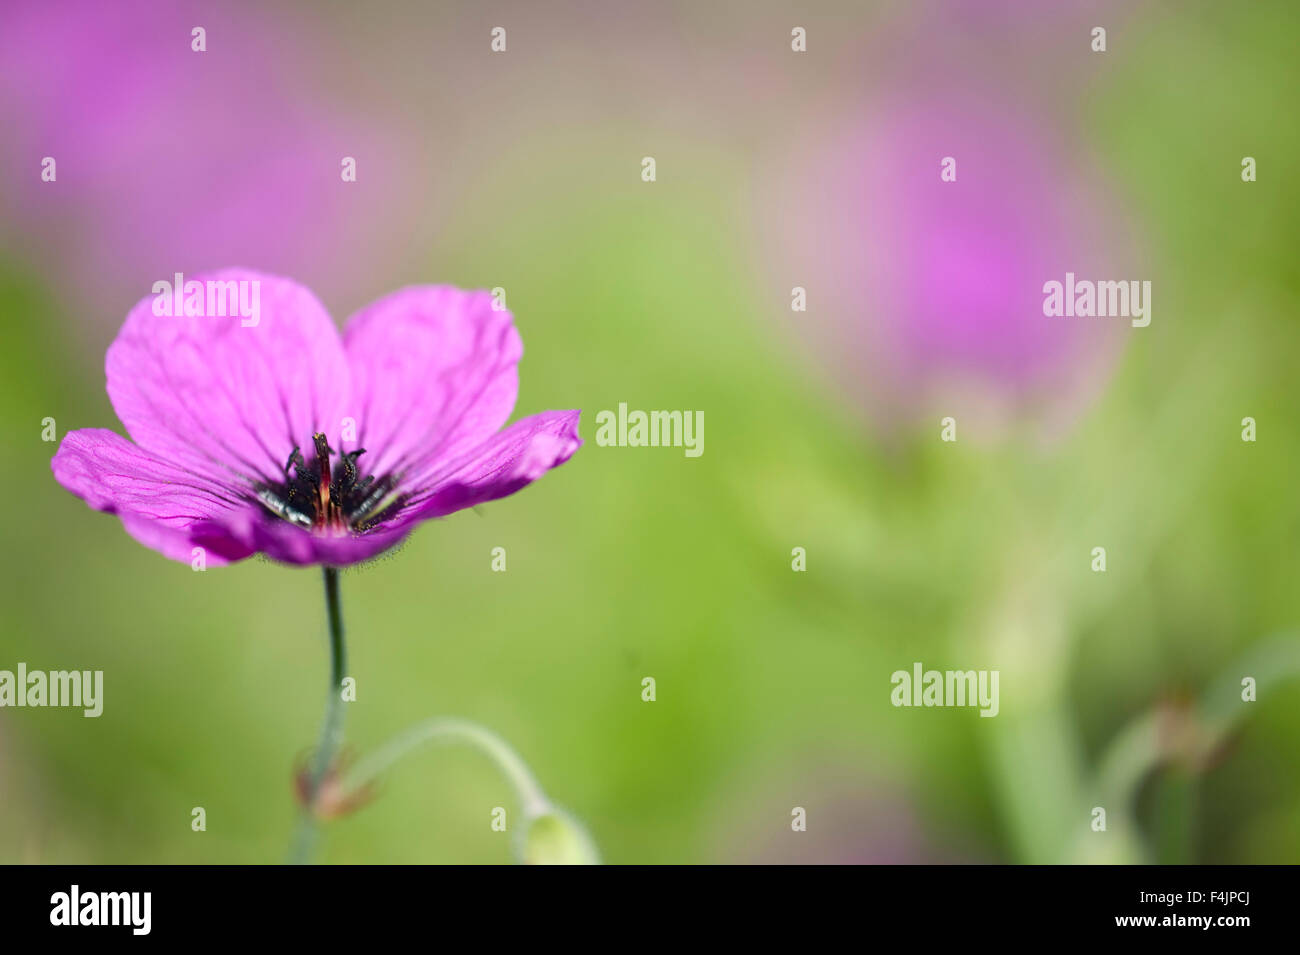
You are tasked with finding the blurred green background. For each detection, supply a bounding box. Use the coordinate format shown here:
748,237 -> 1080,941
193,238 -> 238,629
1,0 -> 1297,863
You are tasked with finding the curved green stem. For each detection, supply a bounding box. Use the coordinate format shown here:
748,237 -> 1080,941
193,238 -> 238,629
341,717 -> 549,818
288,566 -> 348,864
338,717 -> 600,863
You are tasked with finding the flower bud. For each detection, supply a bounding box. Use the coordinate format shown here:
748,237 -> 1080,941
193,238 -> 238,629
519,808 -> 600,865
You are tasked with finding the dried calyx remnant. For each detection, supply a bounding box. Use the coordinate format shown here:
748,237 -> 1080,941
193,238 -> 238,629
256,433 -> 402,534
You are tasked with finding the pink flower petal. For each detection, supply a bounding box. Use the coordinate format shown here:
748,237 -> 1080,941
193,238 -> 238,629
106,269 -> 354,487
400,409 -> 582,520
51,428 -> 252,565
222,509 -> 417,567
342,286 -> 521,486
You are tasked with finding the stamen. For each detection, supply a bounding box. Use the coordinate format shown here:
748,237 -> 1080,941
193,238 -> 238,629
253,436 -> 403,536
350,478 -> 403,530
256,486 -> 313,529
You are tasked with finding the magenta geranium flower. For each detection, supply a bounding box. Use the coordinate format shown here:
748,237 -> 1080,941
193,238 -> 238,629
52,270 -> 581,566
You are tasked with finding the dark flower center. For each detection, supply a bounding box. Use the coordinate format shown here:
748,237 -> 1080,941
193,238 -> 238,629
254,433 -> 402,534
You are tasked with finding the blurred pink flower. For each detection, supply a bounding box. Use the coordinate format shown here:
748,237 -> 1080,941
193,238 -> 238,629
0,0 -> 421,316
763,85 -> 1133,439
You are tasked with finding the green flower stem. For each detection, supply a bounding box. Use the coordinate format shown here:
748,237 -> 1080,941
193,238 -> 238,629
1199,634 -> 1300,737
1088,710 -> 1160,863
287,565 -> 348,864
310,566 -> 349,787
1153,767 -> 1197,864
